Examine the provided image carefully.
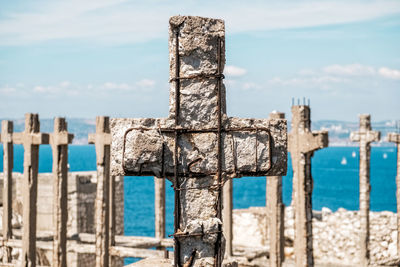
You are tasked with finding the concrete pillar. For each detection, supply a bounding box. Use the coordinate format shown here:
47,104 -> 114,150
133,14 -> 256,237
289,105 -> 328,267
267,111 -> 285,267
50,118 -> 73,267
223,179 -> 233,258
155,177 -> 166,244
388,132 -> 400,257
1,120 -> 13,263
350,114 -> 380,266
13,113 -> 50,267
89,116 -> 111,267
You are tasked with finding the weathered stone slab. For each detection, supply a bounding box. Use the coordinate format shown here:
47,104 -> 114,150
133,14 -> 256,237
110,117 -> 286,178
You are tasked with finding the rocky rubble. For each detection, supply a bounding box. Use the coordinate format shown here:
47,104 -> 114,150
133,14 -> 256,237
233,206 -> 399,266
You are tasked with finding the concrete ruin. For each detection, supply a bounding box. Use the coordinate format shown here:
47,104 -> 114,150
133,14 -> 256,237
267,111 -> 286,267
111,16 -> 287,266
388,131 -> 400,257
350,114 -> 380,266
288,105 -> 328,267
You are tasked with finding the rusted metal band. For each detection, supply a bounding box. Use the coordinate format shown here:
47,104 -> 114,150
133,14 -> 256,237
169,230 -> 222,238
169,73 -> 225,82
121,126 -> 273,133
214,36 -> 223,267
121,126 -> 273,177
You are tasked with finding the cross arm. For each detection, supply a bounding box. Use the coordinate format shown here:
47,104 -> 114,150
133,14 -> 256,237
12,132 -> 49,145
289,130 -> 328,154
350,130 -> 380,143
88,133 -> 111,145
110,117 -> 287,178
388,132 -> 400,143
50,133 -> 74,146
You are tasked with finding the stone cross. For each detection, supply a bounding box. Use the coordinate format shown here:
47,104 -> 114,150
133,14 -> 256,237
89,116 -> 112,267
288,105 -> 328,267
267,111 -> 286,267
13,113 -> 49,267
111,16 -> 287,267
350,114 -> 380,266
50,117 -> 73,267
1,120 -> 14,263
388,131 -> 400,256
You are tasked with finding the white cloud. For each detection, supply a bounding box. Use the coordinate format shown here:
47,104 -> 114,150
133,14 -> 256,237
242,82 -> 261,90
378,67 -> 400,80
33,85 -> 58,93
1,1 -> 400,45
323,64 -> 376,76
0,86 -> 16,95
103,82 -> 131,91
225,65 -> 247,77
136,79 -> 156,88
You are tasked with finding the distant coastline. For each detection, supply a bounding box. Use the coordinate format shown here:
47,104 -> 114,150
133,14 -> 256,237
0,118 -> 398,146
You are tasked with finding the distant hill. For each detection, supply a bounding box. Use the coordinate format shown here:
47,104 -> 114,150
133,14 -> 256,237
0,118 -> 398,146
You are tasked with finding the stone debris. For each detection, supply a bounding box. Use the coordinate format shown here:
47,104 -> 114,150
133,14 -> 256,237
233,206 -> 399,266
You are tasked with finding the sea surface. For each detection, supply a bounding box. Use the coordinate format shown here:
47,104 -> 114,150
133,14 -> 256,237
0,145 -> 397,264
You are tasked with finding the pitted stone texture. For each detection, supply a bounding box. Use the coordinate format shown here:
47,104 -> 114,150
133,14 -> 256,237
111,118 -> 286,178
168,16 -> 226,129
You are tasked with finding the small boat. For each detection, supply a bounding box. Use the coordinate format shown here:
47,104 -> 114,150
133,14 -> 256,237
383,153 -> 388,159
352,151 -> 356,158
341,157 -> 347,165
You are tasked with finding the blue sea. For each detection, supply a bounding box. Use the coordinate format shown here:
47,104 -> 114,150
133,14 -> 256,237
0,145 -> 397,264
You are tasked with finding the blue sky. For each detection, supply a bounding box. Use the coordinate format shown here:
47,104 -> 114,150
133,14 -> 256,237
0,0 -> 399,121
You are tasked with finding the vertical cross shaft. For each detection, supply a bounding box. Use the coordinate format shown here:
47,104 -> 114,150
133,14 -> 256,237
222,179 -> 233,258
50,118 -> 73,267
289,105 -> 328,267
12,113 -> 49,267
388,132 -> 400,257
169,16 -> 226,267
1,120 -> 14,263
89,116 -> 111,267
155,177 -> 166,245
267,111 -> 285,267
350,114 -> 380,266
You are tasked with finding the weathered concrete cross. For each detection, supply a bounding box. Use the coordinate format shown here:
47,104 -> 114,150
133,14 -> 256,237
1,120 -> 14,263
350,114 -> 380,266
50,117 -> 74,267
387,130 -> 400,257
288,105 -> 328,267
267,111 -> 286,267
13,113 -> 49,267
89,116 -> 112,267
111,16 -> 287,267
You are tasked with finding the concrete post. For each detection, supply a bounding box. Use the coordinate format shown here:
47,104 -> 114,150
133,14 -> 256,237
89,116 -> 111,267
388,132 -> 400,257
223,179 -> 233,258
1,120 -> 13,263
289,105 -> 328,267
50,118 -> 73,267
154,177 -> 166,243
13,113 -> 49,267
350,114 -> 380,266
267,111 -> 285,267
